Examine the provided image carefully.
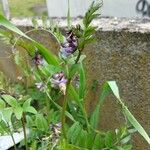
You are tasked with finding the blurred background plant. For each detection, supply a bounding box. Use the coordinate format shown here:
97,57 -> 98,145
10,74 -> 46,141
0,0 -> 46,17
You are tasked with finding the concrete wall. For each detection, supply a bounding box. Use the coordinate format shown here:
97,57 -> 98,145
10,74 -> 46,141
0,17 -> 150,149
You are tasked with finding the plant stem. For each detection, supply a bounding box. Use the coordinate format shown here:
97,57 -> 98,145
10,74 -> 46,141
61,94 -> 68,139
75,50 -> 82,64
9,130 -> 17,150
61,77 -> 71,139
61,48 -> 84,138
7,123 -> 17,150
21,113 -> 28,150
45,94 -> 50,115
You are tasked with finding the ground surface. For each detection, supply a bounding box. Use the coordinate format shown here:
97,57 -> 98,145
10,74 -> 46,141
0,0 -> 46,17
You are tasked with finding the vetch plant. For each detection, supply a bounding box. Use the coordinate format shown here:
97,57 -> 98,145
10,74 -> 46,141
0,1 -> 150,149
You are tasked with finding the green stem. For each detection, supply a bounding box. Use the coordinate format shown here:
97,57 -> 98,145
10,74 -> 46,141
61,94 -> 68,139
9,130 -> 17,150
61,47 -> 84,138
6,123 -> 17,150
21,113 -> 28,150
75,50 -> 82,64
45,94 -> 50,115
61,64 -> 71,138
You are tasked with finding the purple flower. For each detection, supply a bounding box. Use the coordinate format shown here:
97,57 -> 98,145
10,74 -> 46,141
50,122 -> 61,134
49,122 -> 61,142
60,30 -> 77,58
50,72 -> 67,95
33,52 -> 44,65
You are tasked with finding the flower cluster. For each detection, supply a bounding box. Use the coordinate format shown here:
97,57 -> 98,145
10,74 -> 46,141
60,30 -> 78,58
49,122 -> 61,144
33,52 -> 44,65
50,122 -> 61,137
50,72 -> 67,95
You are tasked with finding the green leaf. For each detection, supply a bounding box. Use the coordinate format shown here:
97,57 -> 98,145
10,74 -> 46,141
107,81 -> 150,144
0,15 -> 59,66
0,29 -> 13,44
30,141 -> 38,150
35,114 -> 48,131
67,122 -> 82,144
116,145 -> 132,150
39,64 -> 62,76
24,106 -> 37,114
115,146 -> 124,150
99,82 -> 111,105
2,95 -> 18,107
90,82 -> 111,129
0,120 -> 9,134
105,131 -> 113,148
120,134 -> 131,144
68,55 -> 86,65
83,1 -> 102,27
68,84 -> 80,103
79,63 -> 86,100
84,26 -> 96,37
76,129 -> 87,148
69,64 -> 80,78
14,106 -> 23,120
0,15 -> 31,40
90,106 -> 99,129
23,98 -> 32,110
92,133 -> 105,149
123,145 -> 132,150
115,126 -> 128,141
2,107 -> 13,122
85,132 -> 95,149
26,115 -> 34,127
107,81 -> 120,99
123,107 -> 150,144
0,98 -> 6,109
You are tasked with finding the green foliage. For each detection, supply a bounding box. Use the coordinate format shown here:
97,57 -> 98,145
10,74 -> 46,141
90,82 -> 111,129
0,98 -> 6,109
0,1 -> 149,149
79,63 -> 86,100
107,81 -> 150,144
0,14 -> 59,66
67,122 -> 82,144
2,95 -> 18,107
83,1 -> 102,28
35,114 -> 48,132
2,107 -> 13,122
